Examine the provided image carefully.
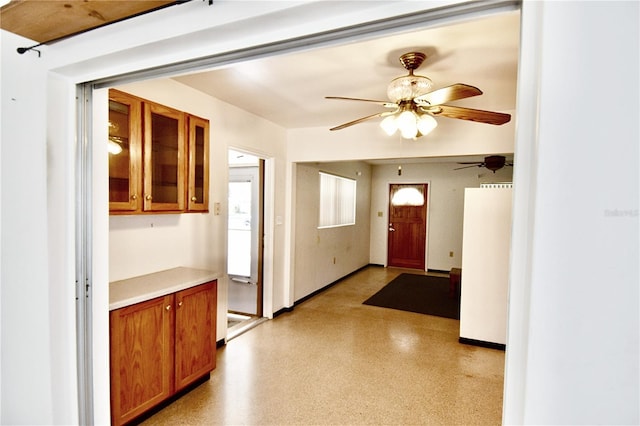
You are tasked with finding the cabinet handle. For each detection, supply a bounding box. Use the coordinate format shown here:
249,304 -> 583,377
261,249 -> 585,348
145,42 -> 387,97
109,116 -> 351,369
131,194 -> 137,200
178,301 -> 183,308
145,194 -> 152,201
191,196 -> 197,202
165,305 -> 171,311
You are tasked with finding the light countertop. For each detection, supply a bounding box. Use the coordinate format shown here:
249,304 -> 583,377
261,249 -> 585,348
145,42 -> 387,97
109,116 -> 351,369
109,267 -> 218,310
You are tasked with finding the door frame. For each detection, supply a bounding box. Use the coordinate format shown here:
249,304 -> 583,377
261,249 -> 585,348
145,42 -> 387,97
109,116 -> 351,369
384,179 -> 431,271
228,147 -> 273,319
73,2 -> 525,423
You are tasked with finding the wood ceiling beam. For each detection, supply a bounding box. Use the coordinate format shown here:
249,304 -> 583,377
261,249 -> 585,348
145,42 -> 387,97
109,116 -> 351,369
0,0 -> 180,44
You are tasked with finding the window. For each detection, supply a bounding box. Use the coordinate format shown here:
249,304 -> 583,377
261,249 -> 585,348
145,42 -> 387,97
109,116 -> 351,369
391,185 -> 425,206
318,172 -> 356,228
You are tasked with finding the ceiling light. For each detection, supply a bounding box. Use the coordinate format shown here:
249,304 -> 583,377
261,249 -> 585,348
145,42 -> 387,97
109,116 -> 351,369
387,74 -> 433,102
386,52 -> 433,102
397,110 -> 418,139
379,108 -> 438,140
417,114 -> 437,135
380,115 -> 398,136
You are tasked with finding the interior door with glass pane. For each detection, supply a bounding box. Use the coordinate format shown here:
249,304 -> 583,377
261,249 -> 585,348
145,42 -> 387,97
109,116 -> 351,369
387,183 -> 428,270
227,166 -> 260,315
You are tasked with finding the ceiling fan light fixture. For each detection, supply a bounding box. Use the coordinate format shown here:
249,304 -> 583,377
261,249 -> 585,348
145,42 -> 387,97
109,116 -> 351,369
327,52 -> 509,136
380,115 -> 398,136
387,74 -> 433,102
383,109 -> 437,140
417,113 -> 437,136
397,110 -> 418,139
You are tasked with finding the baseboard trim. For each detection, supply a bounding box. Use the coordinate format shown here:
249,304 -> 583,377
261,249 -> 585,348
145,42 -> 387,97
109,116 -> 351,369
295,264 -> 370,307
459,337 -> 506,351
216,338 -> 225,348
273,306 -> 293,318
428,268 -> 450,275
273,264 -> 373,318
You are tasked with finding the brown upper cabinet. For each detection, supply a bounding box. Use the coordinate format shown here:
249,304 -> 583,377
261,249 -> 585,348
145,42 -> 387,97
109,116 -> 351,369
108,89 -> 209,214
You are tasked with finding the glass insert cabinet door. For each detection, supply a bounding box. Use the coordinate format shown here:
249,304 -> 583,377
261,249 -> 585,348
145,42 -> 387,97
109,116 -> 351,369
188,115 -> 210,212
108,91 -> 142,211
143,102 -> 186,212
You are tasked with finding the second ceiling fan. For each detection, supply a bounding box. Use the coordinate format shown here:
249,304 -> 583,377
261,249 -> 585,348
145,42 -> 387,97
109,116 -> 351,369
455,155 -> 513,173
326,52 -> 511,139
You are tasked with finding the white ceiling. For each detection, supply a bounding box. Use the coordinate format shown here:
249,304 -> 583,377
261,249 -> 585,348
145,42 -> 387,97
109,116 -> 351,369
172,9 -> 521,163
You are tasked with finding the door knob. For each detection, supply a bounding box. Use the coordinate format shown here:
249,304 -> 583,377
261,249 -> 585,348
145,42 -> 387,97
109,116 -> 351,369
191,196 -> 197,202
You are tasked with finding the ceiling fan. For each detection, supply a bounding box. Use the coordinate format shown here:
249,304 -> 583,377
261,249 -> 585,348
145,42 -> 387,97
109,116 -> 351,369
326,52 -> 511,139
454,155 -> 513,173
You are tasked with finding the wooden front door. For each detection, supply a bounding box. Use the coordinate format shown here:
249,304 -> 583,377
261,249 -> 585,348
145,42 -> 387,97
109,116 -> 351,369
387,183 -> 428,270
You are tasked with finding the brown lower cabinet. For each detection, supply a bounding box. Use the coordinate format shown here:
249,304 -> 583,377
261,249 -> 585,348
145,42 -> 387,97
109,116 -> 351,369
109,280 -> 217,426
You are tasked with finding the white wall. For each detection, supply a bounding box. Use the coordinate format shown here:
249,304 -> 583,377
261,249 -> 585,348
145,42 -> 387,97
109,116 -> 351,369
107,79 -> 288,327
288,118 -> 516,163
460,188 -> 512,345
293,162 -> 371,300
0,30 -> 57,425
369,162 -> 513,270
503,2 -> 639,424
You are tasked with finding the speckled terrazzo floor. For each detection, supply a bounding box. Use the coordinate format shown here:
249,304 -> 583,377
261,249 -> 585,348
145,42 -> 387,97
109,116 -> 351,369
141,266 -> 505,425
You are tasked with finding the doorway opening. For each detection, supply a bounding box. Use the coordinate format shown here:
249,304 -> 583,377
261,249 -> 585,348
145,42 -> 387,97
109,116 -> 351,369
227,149 -> 266,339
75,2 -> 523,421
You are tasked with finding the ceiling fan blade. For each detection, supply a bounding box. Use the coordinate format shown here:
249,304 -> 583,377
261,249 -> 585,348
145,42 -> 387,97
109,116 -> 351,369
329,111 -> 392,131
326,96 -> 397,108
425,104 -> 511,125
414,84 -> 482,106
454,164 -> 482,170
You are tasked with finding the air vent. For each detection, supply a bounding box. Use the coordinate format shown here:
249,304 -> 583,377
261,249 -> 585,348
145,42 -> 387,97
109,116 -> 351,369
480,183 -> 513,189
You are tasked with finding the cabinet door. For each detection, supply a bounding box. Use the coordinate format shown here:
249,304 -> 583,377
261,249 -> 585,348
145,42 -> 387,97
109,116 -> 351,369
187,115 -> 210,212
174,281 -> 217,391
143,102 -> 186,212
108,90 -> 142,211
110,295 -> 175,426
